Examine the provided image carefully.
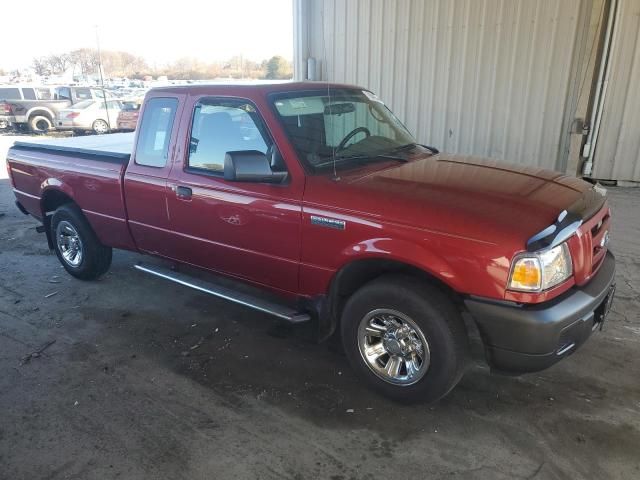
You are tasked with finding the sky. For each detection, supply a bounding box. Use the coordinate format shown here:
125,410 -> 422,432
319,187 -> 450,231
1,0 -> 293,70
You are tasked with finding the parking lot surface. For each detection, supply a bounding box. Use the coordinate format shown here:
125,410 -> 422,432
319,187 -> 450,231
1,138 -> 639,479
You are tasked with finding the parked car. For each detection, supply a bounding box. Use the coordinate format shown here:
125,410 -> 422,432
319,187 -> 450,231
7,82 -> 616,403
3,86 -> 113,133
116,101 -> 141,131
0,85 -> 55,130
57,99 -> 122,134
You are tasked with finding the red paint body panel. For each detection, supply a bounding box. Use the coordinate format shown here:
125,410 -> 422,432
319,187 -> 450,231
5,82 -> 610,306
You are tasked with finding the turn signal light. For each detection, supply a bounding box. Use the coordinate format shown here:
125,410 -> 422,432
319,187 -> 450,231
510,258 -> 542,291
508,243 -> 573,292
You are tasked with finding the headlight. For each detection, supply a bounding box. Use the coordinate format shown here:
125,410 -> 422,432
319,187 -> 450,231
508,243 -> 573,292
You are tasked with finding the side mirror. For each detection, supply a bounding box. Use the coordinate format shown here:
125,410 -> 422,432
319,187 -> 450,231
224,150 -> 288,184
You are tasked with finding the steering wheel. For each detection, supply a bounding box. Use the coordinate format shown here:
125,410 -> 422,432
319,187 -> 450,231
336,127 -> 371,152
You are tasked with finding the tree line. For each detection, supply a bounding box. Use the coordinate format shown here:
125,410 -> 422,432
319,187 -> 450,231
25,49 -> 292,81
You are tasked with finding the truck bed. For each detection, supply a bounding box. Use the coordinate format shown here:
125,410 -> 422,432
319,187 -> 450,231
11,132 -> 134,162
7,132 -> 137,251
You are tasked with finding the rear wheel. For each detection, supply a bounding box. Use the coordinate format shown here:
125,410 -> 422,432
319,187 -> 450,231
29,115 -> 52,133
92,119 -> 109,134
51,204 -> 112,280
340,275 -> 469,403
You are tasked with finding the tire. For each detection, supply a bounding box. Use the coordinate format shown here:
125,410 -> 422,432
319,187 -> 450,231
92,119 -> 109,134
340,275 -> 469,403
50,204 -> 112,280
29,115 -> 52,133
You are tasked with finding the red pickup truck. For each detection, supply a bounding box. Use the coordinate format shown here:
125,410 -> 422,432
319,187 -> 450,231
6,82 -> 616,402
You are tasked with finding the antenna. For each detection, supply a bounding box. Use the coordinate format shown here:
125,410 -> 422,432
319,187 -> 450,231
320,6 -> 338,180
95,25 -> 111,133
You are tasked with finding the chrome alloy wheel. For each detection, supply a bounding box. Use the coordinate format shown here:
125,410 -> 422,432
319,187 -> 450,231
56,220 -> 84,267
357,308 -> 430,386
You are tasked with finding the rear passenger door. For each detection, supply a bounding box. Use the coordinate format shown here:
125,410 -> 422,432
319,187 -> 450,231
165,95 -> 303,293
124,94 -> 185,256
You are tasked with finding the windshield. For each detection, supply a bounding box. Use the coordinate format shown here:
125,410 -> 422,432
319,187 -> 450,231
272,89 -> 416,173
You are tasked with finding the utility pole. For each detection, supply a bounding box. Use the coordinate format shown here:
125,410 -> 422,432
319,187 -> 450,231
95,25 -> 111,133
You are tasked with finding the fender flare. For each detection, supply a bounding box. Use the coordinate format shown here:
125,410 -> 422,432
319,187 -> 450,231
26,106 -> 56,123
39,181 -> 76,248
313,237 -> 462,341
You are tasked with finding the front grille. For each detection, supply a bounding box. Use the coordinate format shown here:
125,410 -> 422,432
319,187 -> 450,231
583,206 -> 610,277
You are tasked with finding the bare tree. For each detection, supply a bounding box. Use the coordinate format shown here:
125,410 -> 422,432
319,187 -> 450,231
47,54 -> 72,74
69,49 -> 100,76
32,57 -> 49,76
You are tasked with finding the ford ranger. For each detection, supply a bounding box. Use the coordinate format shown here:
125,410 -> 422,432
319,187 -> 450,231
6,82 -> 616,402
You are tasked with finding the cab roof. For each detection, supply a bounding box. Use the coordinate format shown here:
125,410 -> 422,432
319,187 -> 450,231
147,81 -> 365,96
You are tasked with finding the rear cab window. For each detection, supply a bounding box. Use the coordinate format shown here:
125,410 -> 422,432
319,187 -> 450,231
135,97 -> 179,167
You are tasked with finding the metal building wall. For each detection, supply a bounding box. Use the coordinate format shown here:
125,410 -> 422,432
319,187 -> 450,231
295,0 -> 590,171
591,0 -> 640,182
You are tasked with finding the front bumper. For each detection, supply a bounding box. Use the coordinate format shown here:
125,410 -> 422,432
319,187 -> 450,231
465,251 -> 616,373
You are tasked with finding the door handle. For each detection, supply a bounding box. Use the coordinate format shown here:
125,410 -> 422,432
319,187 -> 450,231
175,186 -> 192,200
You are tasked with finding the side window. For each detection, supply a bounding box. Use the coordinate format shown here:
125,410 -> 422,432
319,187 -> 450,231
0,88 -> 21,99
22,88 -> 37,100
76,88 -> 92,100
188,98 -> 270,173
93,89 -> 105,99
106,100 -> 121,109
135,97 -> 178,168
55,87 -> 71,100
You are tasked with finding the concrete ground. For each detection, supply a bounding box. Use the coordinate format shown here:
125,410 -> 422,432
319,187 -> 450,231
1,134 -> 639,479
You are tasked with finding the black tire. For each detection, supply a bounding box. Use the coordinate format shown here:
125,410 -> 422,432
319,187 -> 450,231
50,204 -> 112,280
340,275 -> 469,403
29,115 -> 52,133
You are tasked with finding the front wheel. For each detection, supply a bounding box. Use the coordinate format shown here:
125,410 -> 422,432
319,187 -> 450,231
340,275 -> 469,403
51,204 -> 112,280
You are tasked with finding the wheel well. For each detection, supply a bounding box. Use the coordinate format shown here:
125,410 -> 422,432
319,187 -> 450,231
29,110 -> 54,122
318,258 -> 461,341
41,190 -> 75,249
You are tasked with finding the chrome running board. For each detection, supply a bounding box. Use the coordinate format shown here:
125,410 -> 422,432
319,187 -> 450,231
134,262 -> 311,324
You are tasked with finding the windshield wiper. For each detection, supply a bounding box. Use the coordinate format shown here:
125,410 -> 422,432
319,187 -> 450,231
388,142 -> 418,153
315,153 -> 408,168
388,142 -> 439,155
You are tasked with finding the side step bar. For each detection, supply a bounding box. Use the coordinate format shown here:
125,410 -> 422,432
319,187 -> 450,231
134,262 -> 311,324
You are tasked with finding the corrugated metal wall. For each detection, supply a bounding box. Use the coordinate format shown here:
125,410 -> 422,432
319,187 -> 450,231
591,0 -> 640,182
296,0 -> 589,171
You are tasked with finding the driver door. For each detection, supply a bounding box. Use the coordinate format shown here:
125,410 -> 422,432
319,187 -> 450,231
165,95 -> 303,294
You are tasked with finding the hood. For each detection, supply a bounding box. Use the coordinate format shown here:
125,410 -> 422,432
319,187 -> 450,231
305,153 -> 595,247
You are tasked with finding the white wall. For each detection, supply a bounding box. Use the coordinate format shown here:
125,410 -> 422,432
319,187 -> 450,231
295,0 -> 592,172
592,0 -> 640,182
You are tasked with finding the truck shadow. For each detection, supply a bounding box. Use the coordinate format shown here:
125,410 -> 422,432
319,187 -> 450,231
76,252 -> 620,441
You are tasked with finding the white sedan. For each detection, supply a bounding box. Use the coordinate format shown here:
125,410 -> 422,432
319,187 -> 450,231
57,100 -> 123,134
